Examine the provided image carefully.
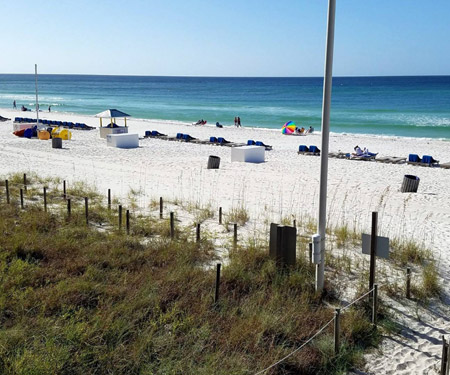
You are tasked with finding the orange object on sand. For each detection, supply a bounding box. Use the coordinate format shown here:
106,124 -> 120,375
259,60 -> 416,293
38,130 -> 50,140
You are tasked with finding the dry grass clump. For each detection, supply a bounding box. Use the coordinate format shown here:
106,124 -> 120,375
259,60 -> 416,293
390,238 -> 432,266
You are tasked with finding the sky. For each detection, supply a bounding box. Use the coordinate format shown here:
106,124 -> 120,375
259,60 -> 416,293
1,0 -> 449,77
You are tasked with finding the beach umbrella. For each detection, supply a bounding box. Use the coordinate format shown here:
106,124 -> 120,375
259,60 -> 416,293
95,109 -> 131,127
281,121 -> 296,134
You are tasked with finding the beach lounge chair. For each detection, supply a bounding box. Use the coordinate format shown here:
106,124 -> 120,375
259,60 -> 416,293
247,140 -> 256,145
375,156 -> 406,164
440,162 -> 450,169
209,136 -> 218,144
406,154 -> 421,165
328,152 -> 348,159
255,141 -> 272,151
309,146 -> 320,155
298,145 -> 309,154
422,155 -> 439,166
218,137 -> 232,145
182,134 -> 197,142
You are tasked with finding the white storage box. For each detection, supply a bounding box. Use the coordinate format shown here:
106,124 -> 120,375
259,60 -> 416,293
106,133 -> 139,149
231,146 -> 265,163
13,123 -> 33,132
100,126 -> 128,139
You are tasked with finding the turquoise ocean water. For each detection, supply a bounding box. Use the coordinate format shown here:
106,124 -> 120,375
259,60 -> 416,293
0,75 -> 449,139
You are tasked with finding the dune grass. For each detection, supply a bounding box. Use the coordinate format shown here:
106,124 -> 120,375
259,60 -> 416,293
0,178 -> 383,375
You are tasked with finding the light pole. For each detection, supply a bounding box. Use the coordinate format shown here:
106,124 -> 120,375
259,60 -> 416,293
316,0 -> 336,292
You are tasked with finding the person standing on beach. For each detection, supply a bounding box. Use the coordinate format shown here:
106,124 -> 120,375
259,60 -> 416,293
48,105 -> 51,112
13,100 -> 16,109
234,117 -> 237,127
237,117 -> 241,127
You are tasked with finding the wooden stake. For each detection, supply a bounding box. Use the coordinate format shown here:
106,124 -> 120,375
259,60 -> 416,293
160,197 -> 163,219
20,188 -> 24,209
84,197 -> 89,225
233,223 -> 237,245
441,336 -> 448,375
369,212 -> 378,292
170,212 -> 174,239
108,189 -> 111,210
219,207 -> 222,224
214,263 -> 221,304
23,173 -> 27,192
63,180 -> 67,200
196,223 -> 201,242
309,243 -> 313,264
43,187 -> 47,212
372,284 -> 378,327
126,210 -> 130,235
118,205 -> 122,230
5,180 -> 10,204
334,308 -> 340,355
67,198 -> 71,218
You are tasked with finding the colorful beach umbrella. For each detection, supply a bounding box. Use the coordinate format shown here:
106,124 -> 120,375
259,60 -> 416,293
281,121 -> 296,134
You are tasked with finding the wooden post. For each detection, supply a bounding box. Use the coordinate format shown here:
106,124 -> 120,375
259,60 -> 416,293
126,210 -> 130,235
20,188 -> 24,209
196,223 -> 200,242
214,263 -> 221,304
219,207 -> 222,225
160,197 -> 163,219
309,243 -> 313,264
233,223 -> 238,245
369,212 -> 378,292
5,180 -> 10,204
118,205 -> 122,230
23,173 -> 27,192
372,284 -> 378,327
43,187 -> 47,212
170,212 -> 174,239
63,180 -> 67,200
441,336 -> 448,375
334,308 -> 340,355
446,338 -> 450,375
108,189 -> 111,210
406,267 -> 411,299
84,197 -> 89,225
67,198 -> 71,218
293,219 -> 296,228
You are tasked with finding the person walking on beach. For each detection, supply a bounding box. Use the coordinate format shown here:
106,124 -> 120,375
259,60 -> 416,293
48,105 -> 51,112
234,117 -> 238,127
237,117 -> 241,127
13,100 -> 16,109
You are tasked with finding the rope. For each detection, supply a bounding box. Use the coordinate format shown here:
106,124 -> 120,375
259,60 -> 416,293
340,287 -> 374,311
253,317 -> 335,375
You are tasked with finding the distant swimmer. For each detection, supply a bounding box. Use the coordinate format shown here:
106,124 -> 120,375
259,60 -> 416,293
13,100 -> 16,109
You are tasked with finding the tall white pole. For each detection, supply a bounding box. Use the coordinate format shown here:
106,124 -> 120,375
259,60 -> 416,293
316,0 -> 336,292
35,64 -> 39,124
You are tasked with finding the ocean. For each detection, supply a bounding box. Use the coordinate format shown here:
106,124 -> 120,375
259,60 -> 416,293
0,74 -> 449,139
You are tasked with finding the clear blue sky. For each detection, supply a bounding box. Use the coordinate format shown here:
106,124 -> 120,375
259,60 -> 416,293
1,0 -> 449,77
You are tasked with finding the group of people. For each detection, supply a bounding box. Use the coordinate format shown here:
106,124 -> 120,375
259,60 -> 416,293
234,116 -> 242,127
295,126 -> 314,134
13,100 -> 51,112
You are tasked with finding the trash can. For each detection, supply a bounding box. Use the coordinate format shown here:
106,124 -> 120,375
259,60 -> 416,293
207,155 -> 220,169
52,137 -> 62,149
401,174 -> 420,193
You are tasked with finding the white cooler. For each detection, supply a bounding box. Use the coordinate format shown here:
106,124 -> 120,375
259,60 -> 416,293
100,126 -> 128,139
106,133 -> 139,149
231,146 -> 265,163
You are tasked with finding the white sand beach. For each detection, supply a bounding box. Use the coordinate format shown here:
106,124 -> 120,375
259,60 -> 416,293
1,107 -> 449,374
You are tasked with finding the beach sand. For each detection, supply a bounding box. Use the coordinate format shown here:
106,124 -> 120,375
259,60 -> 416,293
1,107 -> 449,374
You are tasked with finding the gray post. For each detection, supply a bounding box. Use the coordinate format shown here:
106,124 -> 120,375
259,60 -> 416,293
170,212 -> 174,239
118,205 -> 122,230
67,198 -> 71,218
406,267 -> 411,299
43,187 -> 47,212
316,0 -> 336,292
219,207 -> 222,225
126,210 -> 130,235
372,284 -> 378,327
369,212 -> 378,292
214,263 -> 221,304
441,336 -> 448,375
63,180 -> 66,200
84,197 -> 89,225
196,223 -> 200,242
5,180 -> 10,204
20,188 -> 24,209
233,223 -> 238,246
334,308 -> 340,355
108,189 -> 111,210
23,173 -> 27,192
160,197 -> 163,219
